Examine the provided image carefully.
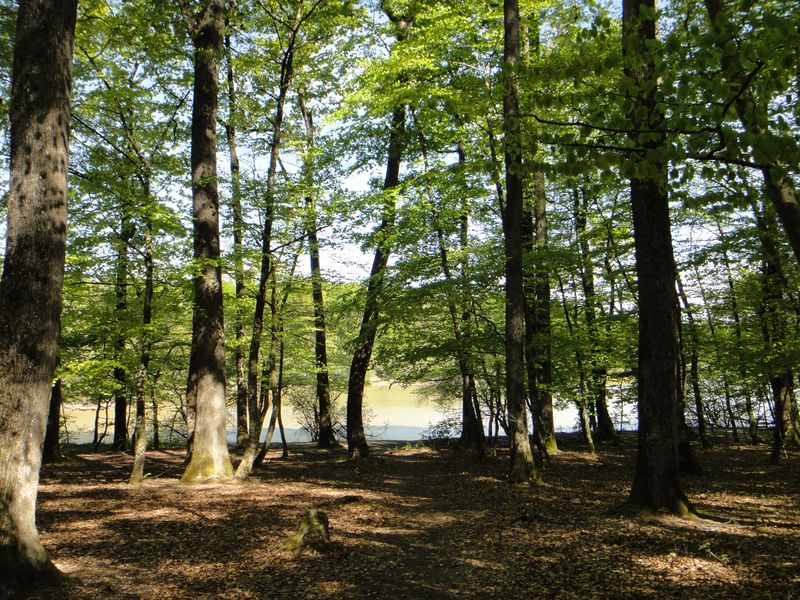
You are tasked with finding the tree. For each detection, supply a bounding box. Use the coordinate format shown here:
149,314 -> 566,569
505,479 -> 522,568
502,0 -> 536,484
622,0 -> 694,515
180,0 -> 234,482
0,0 -> 78,588
345,3 -> 412,459
298,89 -> 337,448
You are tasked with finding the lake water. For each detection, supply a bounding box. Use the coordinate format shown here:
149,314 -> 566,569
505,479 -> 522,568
60,377 -> 600,446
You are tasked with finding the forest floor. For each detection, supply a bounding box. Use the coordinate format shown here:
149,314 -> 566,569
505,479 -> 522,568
22,434 -> 800,599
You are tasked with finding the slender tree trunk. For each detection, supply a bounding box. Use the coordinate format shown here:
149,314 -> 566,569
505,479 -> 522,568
574,187 -> 616,442
237,255 -> 298,478
717,224 -> 758,443
130,201 -> 154,485
298,90 -> 336,448
693,264 -> 739,442
0,0 -> 77,587
42,378 -> 64,464
346,106 -> 406,458
181,0 -> 233,482
623,0 -> 693,515
422,133 -> 483,453
557,276 -> 595,453
224,22 -> 248,448
676,273 -> 711,448
238,4 -> 302,473
502,0 -> 537,483
112,212 -> 132,451
152,382 -> 160,451
750,200 -> 793,464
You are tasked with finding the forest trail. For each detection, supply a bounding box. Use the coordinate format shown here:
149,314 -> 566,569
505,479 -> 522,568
27,438 -> 800,599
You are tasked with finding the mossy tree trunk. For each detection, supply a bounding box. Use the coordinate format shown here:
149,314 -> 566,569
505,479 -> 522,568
0,0 -> 77,588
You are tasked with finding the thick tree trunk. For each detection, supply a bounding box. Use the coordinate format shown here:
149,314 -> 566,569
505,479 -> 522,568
42,378 -> 64,464
181,0 -> 233,482
298,90 -> 337,449
502,0 -> 537,484
623,0 -> 693,515
0,0 -> 77,588
224,25 -> 248,449
346,106 -> 406,458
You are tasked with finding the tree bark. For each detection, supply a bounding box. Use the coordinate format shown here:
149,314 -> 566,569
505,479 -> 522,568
224,21 -> 248,449
130,198 -> 154,485
181,0 -> 233,482
502,0 -> 537,484
42,378 -> 64,464
693,264 -> 738,442
112,211 -> 132,451
346,106 -> 406,458
298,90 -> 337,449
623,0 -> 694,515
676,272 -> 711,448
574,187 -> 616,442
0,0 -> 77,587
717,223 -> 758,443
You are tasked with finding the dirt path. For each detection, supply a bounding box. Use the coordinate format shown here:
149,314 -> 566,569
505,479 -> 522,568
24,438 -> 800,599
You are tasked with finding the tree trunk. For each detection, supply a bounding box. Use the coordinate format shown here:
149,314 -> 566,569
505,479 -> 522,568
236,255 -> 298,478
0,0 -> 77,588
130,203 -> 154,485
421,135 -> 484,453
750,201 -> 793,464
346,106 -> 406,458
112,210 -> 133,452
623,0 -> 694,515
676,273 -> 711,448
42,378 -> 64,464
717,224 -> 758,443
298,90 -> 337,449
574,187 -> 616,442
239,3 -> 301,473
181,0 -> 233,482
524,171 -> 557,455
693,264 -> 738,442
224,22 -> 248,449
557,276 -> 595,453
502,0 -> 537,484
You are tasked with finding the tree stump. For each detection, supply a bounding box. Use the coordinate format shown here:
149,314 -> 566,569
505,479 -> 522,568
283,510 -> 331,552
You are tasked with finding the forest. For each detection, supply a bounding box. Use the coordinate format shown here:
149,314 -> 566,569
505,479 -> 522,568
0,0 -> 798,598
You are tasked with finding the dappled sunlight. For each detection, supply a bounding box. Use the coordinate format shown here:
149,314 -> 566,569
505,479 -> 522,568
27,442 -> 800,599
